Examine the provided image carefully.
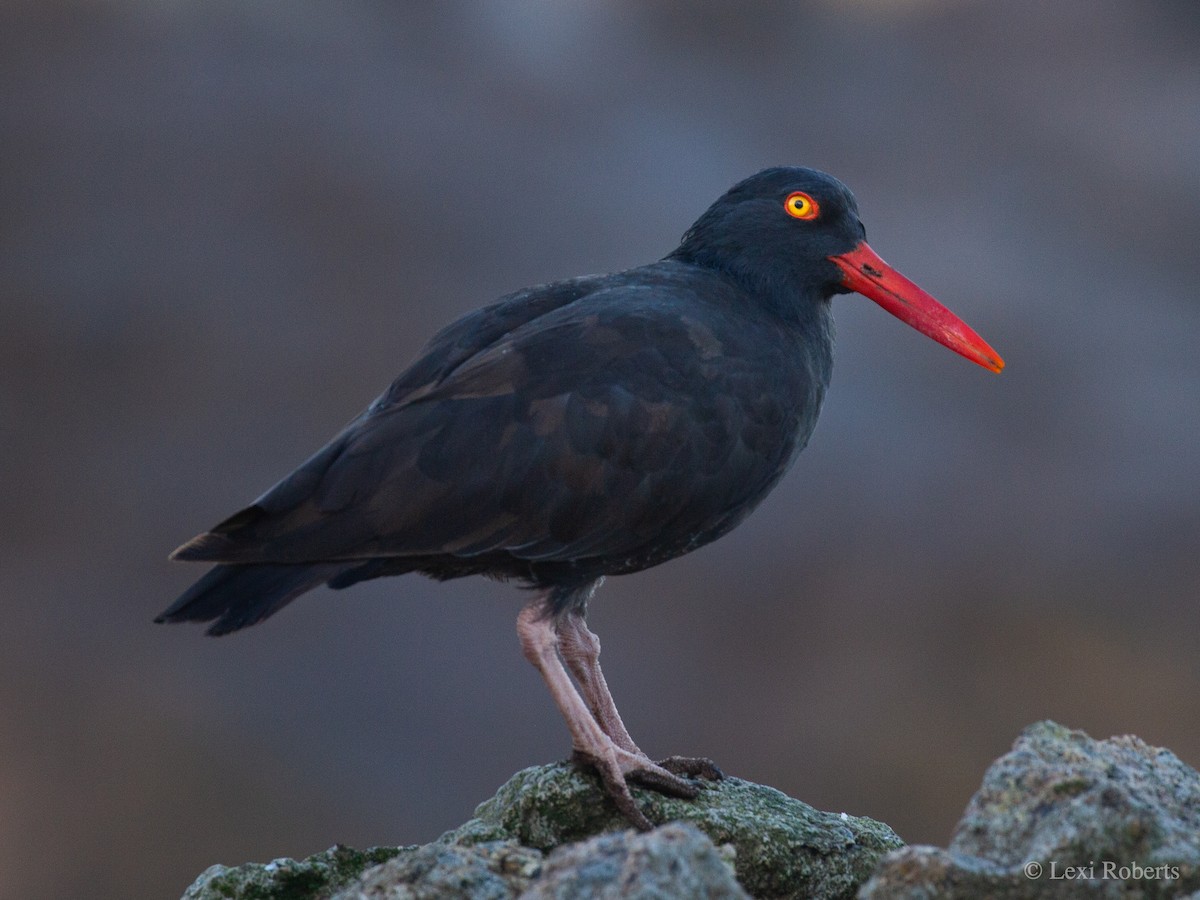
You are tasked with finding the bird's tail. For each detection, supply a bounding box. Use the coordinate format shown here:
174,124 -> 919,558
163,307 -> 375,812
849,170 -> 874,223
156,562 -> 345,636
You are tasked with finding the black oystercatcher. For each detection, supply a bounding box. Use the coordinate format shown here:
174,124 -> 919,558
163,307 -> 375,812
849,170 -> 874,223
159,167 -> 1003,829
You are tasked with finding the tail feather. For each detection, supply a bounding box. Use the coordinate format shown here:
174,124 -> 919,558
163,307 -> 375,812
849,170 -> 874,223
156,562 -> 344,636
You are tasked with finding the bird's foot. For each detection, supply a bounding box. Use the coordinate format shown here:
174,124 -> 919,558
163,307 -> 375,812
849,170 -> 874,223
571,744 -> 703,831
657,755 -> 724,781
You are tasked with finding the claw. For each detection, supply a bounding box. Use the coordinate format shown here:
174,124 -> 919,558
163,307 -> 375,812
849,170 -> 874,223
657,755 -> 724,781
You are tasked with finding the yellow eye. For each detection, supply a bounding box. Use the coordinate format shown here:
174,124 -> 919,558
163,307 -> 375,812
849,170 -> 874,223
784,191 -> 819,220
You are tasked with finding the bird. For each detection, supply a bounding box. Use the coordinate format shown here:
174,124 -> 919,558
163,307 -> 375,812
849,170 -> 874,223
158,166 -> 1003,830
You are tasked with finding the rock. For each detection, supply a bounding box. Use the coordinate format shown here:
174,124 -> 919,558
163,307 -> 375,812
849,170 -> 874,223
331,839 -> 543,899
176,724 -> 1200,899
860,721 -> 1200,899
177,762 -> 901,899
181,844 -> 403,900
520,822 -> 748,899
449,761 -> 902,898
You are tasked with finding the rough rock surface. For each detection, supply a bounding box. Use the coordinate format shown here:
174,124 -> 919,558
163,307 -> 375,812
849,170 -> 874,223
861,721 -> 1200,899
176,722 -> 1200,899
182,845 -> 404,900
331,839 -> 544,899
178,762 -> 901,899
487,823 -> 746,900
450,761 -> 902,898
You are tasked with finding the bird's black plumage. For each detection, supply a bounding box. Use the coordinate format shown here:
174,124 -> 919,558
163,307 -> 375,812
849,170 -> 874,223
161,167 -> 861,629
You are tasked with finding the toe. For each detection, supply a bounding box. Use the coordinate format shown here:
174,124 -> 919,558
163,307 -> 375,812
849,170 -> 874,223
657,755 -> 725,781
627,766 -> 701,799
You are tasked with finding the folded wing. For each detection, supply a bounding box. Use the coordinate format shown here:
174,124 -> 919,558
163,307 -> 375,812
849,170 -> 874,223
173,277 -> 810,577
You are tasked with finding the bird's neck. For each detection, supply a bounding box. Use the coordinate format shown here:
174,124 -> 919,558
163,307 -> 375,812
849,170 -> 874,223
665,246 -> 835,331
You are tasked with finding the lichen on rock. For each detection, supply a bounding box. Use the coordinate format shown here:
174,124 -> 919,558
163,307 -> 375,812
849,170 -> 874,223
451,761 -> 902,898
182,844 -> 404,900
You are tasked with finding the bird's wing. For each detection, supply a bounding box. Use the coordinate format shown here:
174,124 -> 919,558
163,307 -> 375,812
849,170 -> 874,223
368,274 -> 609,410
174,279 -> 809,568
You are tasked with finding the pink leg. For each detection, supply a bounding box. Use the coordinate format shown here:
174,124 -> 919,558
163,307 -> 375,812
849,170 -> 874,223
557,609 -> 725,783
516,597 -> 699,830
557,611 -> 642,755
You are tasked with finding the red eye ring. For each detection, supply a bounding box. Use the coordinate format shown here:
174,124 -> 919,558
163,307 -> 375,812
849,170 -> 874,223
784,191 -> 820,220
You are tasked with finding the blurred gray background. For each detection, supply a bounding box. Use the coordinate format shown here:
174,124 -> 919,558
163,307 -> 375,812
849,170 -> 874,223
3,1 -> 1199,897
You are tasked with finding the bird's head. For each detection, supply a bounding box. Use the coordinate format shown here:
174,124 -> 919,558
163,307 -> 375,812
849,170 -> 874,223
671,167 -> 1003,373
